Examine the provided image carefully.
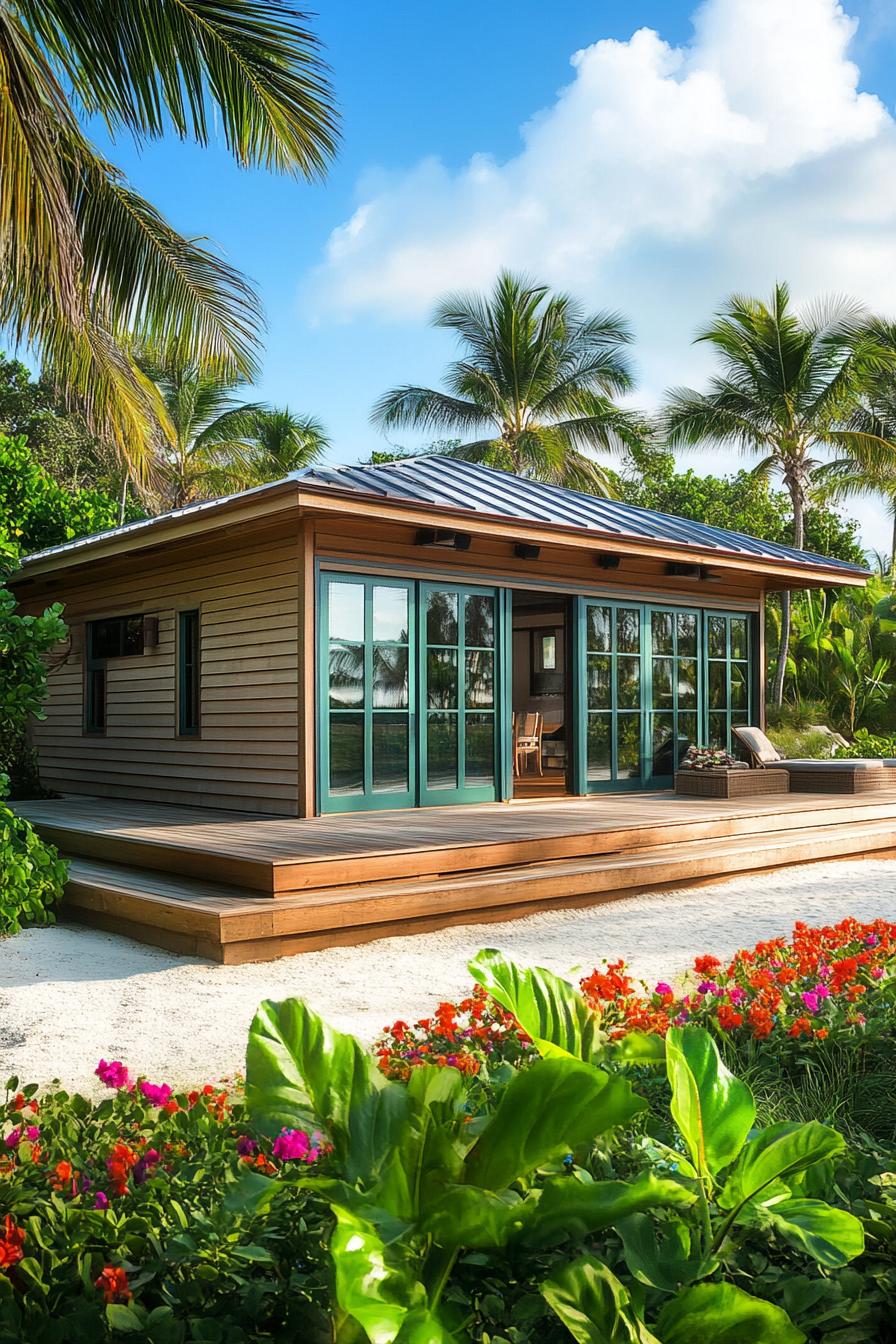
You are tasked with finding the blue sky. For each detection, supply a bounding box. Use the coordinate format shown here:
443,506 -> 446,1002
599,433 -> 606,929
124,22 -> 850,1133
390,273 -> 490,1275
98,0 -> 896,551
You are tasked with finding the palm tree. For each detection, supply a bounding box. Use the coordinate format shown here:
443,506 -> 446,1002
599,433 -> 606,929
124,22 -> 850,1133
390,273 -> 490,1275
0,0 -> 337,476
371,271 -> 646,493
662,283 -> 890,707
815,321 -> 896,578
241,408 -> 328,485
137,351 -> 326,509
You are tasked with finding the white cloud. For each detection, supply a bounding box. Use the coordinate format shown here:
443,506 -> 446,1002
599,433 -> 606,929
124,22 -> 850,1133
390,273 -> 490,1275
308,0 -> 896,550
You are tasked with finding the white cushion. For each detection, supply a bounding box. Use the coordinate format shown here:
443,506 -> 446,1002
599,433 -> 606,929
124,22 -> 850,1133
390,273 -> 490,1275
733,726 -> 781,764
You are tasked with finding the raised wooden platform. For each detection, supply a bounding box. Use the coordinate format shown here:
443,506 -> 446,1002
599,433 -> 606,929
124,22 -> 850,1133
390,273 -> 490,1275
17,791 -> 896,963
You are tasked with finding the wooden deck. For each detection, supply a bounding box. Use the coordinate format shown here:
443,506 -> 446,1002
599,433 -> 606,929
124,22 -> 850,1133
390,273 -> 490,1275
18,789 -> 896,963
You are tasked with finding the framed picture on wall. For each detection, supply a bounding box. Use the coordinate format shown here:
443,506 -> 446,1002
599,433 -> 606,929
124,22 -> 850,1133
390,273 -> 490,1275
531,626 -> 564,695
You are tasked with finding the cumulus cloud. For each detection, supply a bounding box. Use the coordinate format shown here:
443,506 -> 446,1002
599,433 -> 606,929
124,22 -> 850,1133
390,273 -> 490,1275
308,0 -> 896,546
311,0 -> 895,389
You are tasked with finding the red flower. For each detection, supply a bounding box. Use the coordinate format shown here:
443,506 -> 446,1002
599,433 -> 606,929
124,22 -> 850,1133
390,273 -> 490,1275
0,1217 -> 25,1270
717,1003 -> 743,1031
96,1266 -> 132,1304
693,954 -> 722,977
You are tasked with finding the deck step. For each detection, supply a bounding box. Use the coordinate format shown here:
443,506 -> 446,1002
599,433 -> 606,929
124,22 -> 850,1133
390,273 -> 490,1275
21,791 -> 896,895
61,815 -> 896,964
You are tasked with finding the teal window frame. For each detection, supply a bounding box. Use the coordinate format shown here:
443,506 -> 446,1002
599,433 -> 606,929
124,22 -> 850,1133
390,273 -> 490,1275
318,573 -> 417,813
316,569 -> 506,814
574,599 -> 752,793
704,610 -> 753,753
177,609 -> 201,738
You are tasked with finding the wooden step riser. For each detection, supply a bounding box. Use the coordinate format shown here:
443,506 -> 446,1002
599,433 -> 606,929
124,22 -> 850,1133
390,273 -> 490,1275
36,796 -> 896,896
62,822 -> 896,964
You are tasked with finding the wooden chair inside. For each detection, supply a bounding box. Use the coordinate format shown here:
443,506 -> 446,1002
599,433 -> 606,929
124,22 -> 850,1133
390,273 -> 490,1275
514,711 -> 544,776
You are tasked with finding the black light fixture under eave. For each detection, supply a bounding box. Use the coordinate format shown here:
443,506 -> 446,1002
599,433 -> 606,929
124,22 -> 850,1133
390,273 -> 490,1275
415,528 -> 472,551
665,560 -> 702,579
699,566 -> 723,583
597,553 -> 622,570
514,541 -> 541,560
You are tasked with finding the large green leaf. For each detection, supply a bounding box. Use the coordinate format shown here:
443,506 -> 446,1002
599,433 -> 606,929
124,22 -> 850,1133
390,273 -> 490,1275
370,1064 -> 468,1221
468,949 -> 606,1062
421,1171 -> 694,1250
464,1056 -> 645,1191
718,1122 -> 845,1213
245,998 -> 407,1176
617,1213 -> 704,1292
655,1283 -> 805,1344
665,1027 -> 754,1180
330,1206 -> 425,1344
759,1198 -> 865,1268
393,1310 -> 456,1343
522,1172 -> 696,1248
542,1255 -> 661,1344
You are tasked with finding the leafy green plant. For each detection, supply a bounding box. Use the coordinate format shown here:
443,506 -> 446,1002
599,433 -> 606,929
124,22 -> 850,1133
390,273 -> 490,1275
235,997 -> 690,1342
836,727 -> 896,759
0,774 -> 67,935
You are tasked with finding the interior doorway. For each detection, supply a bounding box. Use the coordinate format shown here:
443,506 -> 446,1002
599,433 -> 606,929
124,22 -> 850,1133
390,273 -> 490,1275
511,589 -> 570,799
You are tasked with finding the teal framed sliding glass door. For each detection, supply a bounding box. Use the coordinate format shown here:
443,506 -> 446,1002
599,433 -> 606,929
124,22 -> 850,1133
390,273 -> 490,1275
318,572 -> 503,812
705,611 -> 751,751
419,583 -> 500,806
575,598 -> 749,793
577,599 -> 649,791
319,574 -> 416,812
645,606 -> 702,785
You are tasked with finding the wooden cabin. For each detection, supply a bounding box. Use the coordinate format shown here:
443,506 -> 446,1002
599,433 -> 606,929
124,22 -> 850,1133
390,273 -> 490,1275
13,456 -> 868,820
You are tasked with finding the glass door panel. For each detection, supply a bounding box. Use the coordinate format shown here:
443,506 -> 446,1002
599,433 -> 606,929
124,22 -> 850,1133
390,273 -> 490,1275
646,604 -> 703,784
582,600 -> 647,790
420,583 -> 499,805
705,612 -> 753,752
320,575 -> 415,812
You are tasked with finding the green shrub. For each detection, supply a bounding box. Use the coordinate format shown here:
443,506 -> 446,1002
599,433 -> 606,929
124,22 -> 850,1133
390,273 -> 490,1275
836,728 -> 896,759
767,724 -> 833,759
0,774 -> 66,936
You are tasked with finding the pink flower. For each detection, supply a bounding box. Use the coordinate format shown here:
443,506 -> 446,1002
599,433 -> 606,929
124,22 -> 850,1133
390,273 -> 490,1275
95,1060 -> 132,1091
24,1127 -> 39,1143
4,1128 -> 20,1149
94,1192 -> 109,1211
814,984 -> 830,999
728,987 -> 747,1005
272,1128 -> 323,1163
801,991 -> 820,1014
139,1081 -> 172,1108
865,933 -> 879,947
871,967 -> 884,980
235,1135 -> 257,1157
654,982 -> 673,997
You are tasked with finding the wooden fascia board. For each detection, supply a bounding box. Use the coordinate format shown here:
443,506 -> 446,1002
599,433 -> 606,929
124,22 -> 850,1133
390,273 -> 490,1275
12,482 -> 302,583
295,489 -> 868,590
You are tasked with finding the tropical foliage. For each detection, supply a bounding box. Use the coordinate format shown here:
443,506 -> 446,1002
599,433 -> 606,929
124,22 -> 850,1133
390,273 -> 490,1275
661,284 -> 893,706
134,351 -> 328,509
372,271 -> 647,493
4,933 -> 895,1341
0,0 -> 336,475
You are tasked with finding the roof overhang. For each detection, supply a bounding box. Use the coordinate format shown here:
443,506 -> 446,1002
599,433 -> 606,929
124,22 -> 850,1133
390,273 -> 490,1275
10,473 -> 868,592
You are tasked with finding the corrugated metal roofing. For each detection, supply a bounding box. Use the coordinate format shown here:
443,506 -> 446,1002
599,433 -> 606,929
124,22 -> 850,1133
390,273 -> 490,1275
19,453 -> 867,576
297,456 -> 868,575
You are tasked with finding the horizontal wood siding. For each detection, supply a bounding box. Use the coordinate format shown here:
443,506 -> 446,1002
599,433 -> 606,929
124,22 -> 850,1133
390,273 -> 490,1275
28,528 -> 301,814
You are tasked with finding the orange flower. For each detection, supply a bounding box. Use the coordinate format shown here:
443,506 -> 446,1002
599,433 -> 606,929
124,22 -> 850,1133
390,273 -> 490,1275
717,1003 -> 743,1031
0,1216 -> 25,1270
96,1266 -> 132,1304
789,1016 -> 812,1039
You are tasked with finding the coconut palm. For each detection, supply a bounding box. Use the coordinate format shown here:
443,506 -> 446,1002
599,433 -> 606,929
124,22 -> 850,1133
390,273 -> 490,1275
0,0 -> 337,476
240,408 -> 328,485
662,284 -> 891,706
137,351 -> 326,509
815,321 -> 896,578
371,271 -> 646,493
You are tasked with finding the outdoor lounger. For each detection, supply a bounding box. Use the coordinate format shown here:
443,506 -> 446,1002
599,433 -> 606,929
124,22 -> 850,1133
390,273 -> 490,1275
733,726 -> 889,794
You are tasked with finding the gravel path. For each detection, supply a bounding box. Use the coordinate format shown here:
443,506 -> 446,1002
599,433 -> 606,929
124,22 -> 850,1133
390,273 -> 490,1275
2,858 -> 894,1095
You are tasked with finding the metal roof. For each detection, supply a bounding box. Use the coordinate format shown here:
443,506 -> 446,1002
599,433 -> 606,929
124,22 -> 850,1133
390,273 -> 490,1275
18,453 -> 867,577
296,456 -> 868,576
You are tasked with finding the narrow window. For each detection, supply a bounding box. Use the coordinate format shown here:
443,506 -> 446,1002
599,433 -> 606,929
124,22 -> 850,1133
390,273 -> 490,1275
178,610 -> 200,737
84,614 -> 144,734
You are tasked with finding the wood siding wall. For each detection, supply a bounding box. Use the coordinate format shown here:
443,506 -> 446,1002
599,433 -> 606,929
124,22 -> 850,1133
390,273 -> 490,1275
27,526 -> 302,815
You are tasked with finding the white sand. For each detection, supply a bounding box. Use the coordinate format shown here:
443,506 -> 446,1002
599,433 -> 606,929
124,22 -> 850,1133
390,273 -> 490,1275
1,858 -> 894,1095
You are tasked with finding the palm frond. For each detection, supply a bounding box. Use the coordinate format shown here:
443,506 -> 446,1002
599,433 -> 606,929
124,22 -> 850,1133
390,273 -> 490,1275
370,385 -> 491,435
17,0 -> 338,176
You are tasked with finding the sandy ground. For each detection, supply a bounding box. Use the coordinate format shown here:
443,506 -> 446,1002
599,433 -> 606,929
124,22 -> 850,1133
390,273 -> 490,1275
2,858 -> 895,1095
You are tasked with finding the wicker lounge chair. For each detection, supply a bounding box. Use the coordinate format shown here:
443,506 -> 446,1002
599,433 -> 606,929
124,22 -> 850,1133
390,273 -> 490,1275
733,726 -> 887,793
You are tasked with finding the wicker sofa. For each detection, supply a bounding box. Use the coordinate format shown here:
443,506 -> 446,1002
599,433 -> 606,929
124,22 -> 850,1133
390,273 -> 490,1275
733,726 -> 888,794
